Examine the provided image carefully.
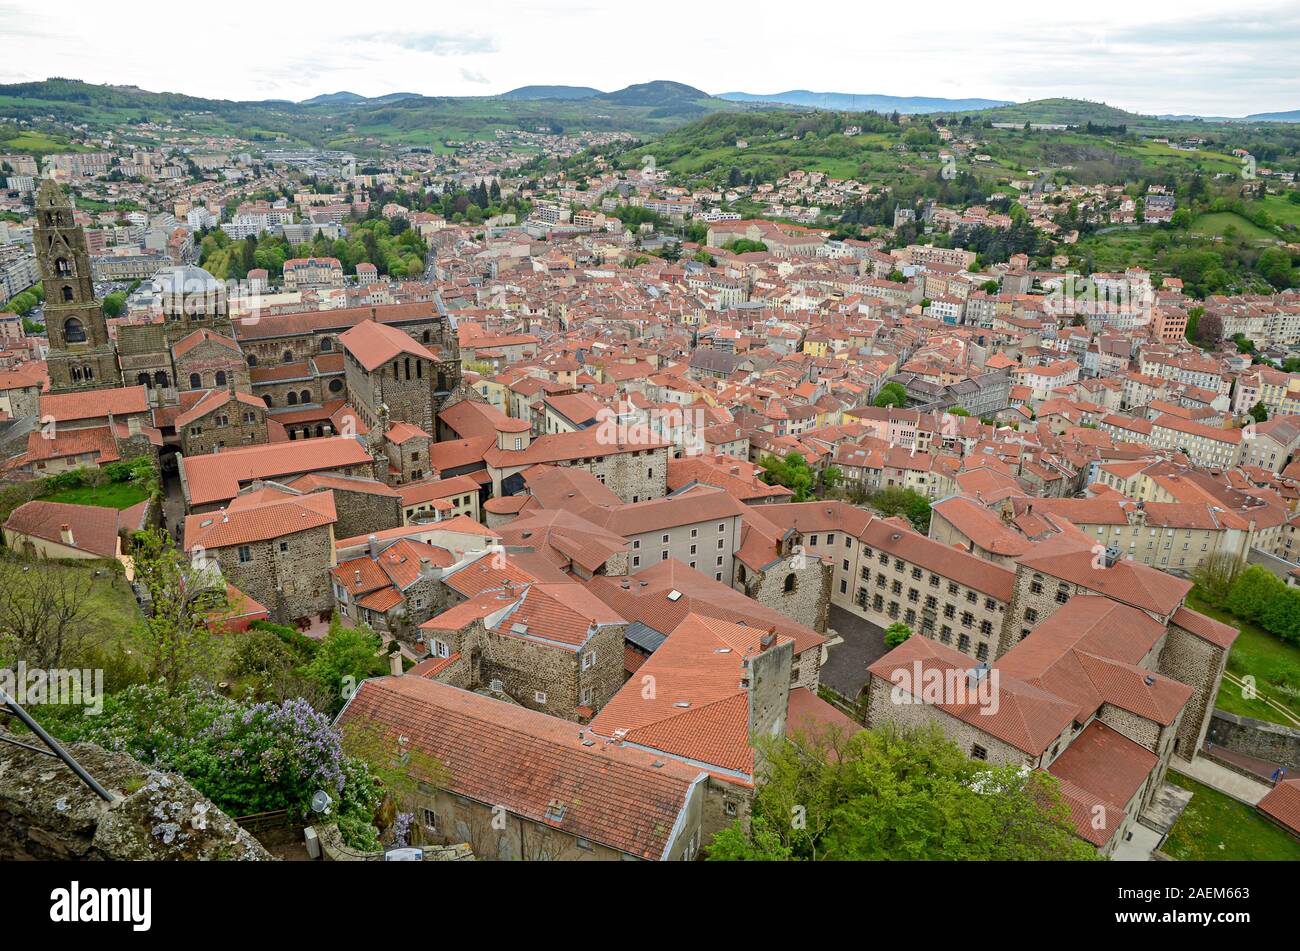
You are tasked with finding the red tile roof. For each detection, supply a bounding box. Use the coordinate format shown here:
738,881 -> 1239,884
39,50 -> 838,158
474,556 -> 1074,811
180,436 -> 373,506
590,613 -> 794,778
3,499 -> 148,558
339,319 -> 436,372
337,676 -> 705,859
183,491 -> 336,550
868,635 -> 1077,756
1017,535 -> 1191,616
40,385 -> 148,422
1257,779 -> 1300,835
1047,720 -> 1157,846
586,558 -> 824,658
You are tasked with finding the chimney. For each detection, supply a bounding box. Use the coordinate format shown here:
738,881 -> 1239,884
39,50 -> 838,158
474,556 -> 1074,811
389,651 -> 403,677
59,524 -> 74,546
367,533 -> 379,559
353,569 -> 362,586
126,413 -> 141,436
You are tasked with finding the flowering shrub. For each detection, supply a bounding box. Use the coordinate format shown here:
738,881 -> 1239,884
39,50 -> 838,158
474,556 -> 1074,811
57,682 -> 380,846
173,697 -> 351,818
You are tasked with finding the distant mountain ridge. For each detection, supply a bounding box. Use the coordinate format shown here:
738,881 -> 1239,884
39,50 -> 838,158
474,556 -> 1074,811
718,90 -> 1011,113
500,85 -> 603,100
1246,109 -> 1300,122
299,91 -> 422,105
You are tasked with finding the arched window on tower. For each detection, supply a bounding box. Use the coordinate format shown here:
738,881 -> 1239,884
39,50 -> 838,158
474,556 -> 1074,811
154,371 -> 169,388
55,258 -> 71,276
61,285 -> 74,302
190,373 -> 202,389
299,390 -> 311,405
321,337 -> 333,352
137,373 -> 151,388
282,350 -> 294,363
287,392 -> 298,405
783,573 -> 797,593
215,370 -> 227,386
247,354 -> 257,367
63,317 -> 86,343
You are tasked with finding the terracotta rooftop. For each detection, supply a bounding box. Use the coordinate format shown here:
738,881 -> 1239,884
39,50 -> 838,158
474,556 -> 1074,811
336,676 -> 706,859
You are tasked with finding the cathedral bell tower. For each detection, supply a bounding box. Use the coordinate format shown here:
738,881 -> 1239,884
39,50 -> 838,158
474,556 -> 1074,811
35,179 -> 121,394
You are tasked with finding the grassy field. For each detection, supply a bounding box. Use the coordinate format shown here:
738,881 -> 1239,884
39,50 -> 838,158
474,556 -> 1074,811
1163,772 -> 1300,861
1189,211 -> 1278,241
1072,228 -> 1159,271
42,482 -> 150,510
1187,592 -> 1300,728
0,130 -> 81,154
1249,194 -> 1300,228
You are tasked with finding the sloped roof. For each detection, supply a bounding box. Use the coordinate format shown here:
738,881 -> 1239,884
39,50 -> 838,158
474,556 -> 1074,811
586,557 -> 824,657
868,635 -> 1077,756
337,676 -> 704,859
3,499 -> 148,558
1016,534 -> 1191,616
590,613 -> 792,777
339,318 -> 437,372
180,436 -> 373,506
183,491 -> 336,550
1257,779 -> 1300,835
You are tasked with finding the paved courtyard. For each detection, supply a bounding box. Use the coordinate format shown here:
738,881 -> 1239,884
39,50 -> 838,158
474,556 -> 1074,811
819,605 -> 889,702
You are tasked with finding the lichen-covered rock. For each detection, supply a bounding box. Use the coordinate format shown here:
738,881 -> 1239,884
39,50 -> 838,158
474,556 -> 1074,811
0,730 -> 270,861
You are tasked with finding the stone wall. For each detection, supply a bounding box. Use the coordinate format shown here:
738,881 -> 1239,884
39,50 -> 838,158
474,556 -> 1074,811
217,523 -> 335,624
587,446 -> 669,503
1208,710 -> 1300,772
745,558 -> 831,639
181,401 -> 267,456
1159,624 -> 1229,761
0,729 -> 269,860
314,822 -> 473,861
862,673 -> 1031,766
329,487 -> 403,542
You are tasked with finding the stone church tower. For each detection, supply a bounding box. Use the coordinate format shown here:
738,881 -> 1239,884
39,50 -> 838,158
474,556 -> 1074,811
35,179 -> 121,394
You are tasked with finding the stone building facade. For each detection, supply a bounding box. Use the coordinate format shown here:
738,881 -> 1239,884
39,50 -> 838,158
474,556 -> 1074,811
36,180 -> 121,395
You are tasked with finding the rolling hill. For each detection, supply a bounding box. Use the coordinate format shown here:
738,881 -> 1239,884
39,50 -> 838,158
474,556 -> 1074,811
1246,109 -> 1300,123
501,85 -> 603,100
718,90 -> 1011,113
0,78 -> 746,152
967,98 -> 1147,125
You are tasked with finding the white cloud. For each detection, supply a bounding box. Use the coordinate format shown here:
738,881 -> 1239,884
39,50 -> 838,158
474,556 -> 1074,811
0,0 -> 1296,114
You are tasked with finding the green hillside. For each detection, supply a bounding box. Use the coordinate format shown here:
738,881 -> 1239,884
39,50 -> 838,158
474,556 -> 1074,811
969,97 -> 1147,125
0,78 -> 749,154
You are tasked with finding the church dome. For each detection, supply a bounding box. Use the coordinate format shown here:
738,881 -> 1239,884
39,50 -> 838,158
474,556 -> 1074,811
154,265 -> 222,295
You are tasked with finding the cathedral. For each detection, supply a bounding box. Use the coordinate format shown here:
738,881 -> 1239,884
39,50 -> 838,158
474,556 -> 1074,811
37,178 -> 241,402
25,178 -> 466,483
37,179 -> 122,394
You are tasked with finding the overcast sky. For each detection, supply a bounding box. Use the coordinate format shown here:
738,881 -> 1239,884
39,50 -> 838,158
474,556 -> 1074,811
2,0 -> 1298,116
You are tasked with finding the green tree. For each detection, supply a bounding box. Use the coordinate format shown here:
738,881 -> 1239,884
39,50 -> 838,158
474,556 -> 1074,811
884,622 -> 912,649
1249,401 -> 1268,423
759,452 -> 815,502
1225,565 -> 1284,626
1188,552 -> 1243,609
101,291 -> 126,317
130,527 -> 222,693
868,487 -> 932,532
304,616 -> 388,714
708,725 -> 1096,861
873,382 -> 909,408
